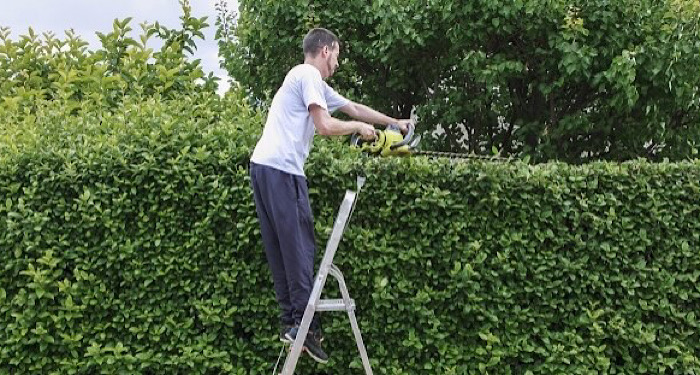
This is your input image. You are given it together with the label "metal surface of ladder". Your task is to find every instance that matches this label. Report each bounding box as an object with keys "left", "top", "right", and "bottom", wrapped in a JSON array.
[{"left": 280, "top": 176, "right": 373, "bottom": 375}]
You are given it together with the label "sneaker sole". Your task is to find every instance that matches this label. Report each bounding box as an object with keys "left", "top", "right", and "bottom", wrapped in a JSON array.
[
  {"left": 305, "top": 348, "right": 329, "bottom": 364},
  {"left": 284, "top": 332, "right": 328, "bottom": 364}
]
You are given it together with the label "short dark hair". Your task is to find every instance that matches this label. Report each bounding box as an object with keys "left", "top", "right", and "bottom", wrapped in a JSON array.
[{"left": 303, "top": 28, "right": 339, "bottom": 57}]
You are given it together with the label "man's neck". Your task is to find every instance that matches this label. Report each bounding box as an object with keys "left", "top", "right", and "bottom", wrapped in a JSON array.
[{"left": 304, "top": 58, "right": 325, "bottom": 79}]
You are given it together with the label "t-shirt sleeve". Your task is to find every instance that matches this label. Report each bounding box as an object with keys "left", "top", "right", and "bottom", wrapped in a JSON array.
[
  {"left": 324, "top": 82, "right": 350, "bottom": 113},
  {"left": 301, "top": 69, "right": 328, "bottom": 111}
]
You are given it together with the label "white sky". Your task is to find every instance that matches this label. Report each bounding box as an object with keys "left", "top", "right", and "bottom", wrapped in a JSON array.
[{"left": 0, "top": 0, "right": 237, "bottom": 95}]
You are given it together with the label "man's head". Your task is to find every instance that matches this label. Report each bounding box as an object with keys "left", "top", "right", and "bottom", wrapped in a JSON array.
[{"left": 303, "top": 28, "right": 340, "bottom": 79}]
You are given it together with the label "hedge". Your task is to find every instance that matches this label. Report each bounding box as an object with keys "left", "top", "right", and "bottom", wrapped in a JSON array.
[{"left": 1, "top": 95, "right": 700, "bottom": 374}]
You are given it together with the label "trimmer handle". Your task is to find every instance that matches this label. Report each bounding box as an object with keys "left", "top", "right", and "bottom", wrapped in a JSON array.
[
  {"left": 349, "top": 129, "right": 379, "bottom": 147},
  {"left": 388, "top": 122, "right": 415, "bottom": 150}
]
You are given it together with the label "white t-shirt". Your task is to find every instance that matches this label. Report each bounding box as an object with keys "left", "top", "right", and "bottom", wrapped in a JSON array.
[{"left": 250, "top": 64, "right": 350, "bottom": 176}]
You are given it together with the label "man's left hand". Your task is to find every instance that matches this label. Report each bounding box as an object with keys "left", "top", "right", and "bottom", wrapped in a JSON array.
[{"left": 395, "top": 119, "right": 413, "bottom": 134}]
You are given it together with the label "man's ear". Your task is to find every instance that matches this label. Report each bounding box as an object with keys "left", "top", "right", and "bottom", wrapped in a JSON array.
[{"left": 322, "top": 45, "right": 329, "bottom": 57}]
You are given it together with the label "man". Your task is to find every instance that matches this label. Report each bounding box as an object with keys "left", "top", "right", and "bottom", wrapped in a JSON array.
[{"left": 249, "top": 28, "right": 411, "bottom": 364}]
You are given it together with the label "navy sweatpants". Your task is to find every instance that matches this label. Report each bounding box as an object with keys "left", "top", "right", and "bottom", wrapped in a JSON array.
[{"left": 249, "top": 162, "right": 318, "bottom": 327}]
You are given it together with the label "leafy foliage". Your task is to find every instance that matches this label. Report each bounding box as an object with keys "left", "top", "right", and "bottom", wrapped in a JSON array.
[
  {"left": 0, "top": 91, "right": 266, "bottom": 374},
  {"left": 0, "top": 0, "right": 217, "bottom": 117},
  {"left": 218, "top": 0, "right": 700, "bottom": 162}
]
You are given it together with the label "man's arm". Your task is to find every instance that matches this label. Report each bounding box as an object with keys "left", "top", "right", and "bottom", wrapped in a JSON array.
[
  {"left": 339, "top": 102, "right": 397, "bottom": 126},
  {"left": 310, "top": 104, "right": 376, "bottom": 139},
  {"left": 339, "top": 101, "right": 412, "bottom": 132}
]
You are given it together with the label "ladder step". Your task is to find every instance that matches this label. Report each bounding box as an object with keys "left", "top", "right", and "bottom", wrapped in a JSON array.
[{"left": 316, "top": 298, "right": 355, "bottom": 312}]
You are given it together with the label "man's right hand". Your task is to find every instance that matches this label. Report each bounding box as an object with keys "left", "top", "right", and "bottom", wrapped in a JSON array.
[{"left": 357, "top": 122, "right": 377, "bottom": 141}]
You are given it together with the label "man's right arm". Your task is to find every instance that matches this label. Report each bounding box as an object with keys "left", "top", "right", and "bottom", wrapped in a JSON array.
[{"left": 309, "top": 104, "right": 376, "bottom": 140}]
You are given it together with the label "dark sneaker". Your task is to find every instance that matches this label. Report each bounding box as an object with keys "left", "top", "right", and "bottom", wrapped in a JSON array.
[
  {"left": 279, "top": 324, "right": 294, "bottom": 344},
  {"left": 286, "top": 326, "right": 329, "bottom": 364}
]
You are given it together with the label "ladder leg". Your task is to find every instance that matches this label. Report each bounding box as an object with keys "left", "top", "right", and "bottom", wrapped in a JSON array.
[
  {"left": 282, "top": 284, "right": 326, "bottom": 375},
  {"left": 280, "top": 301, "right": 316, "bottom": 375},
  {"left": 347, "top": 309, "right": 373, "bottom": 375},
  {"left": 330, "top": 265, "right": 374, "bottom": 375}
]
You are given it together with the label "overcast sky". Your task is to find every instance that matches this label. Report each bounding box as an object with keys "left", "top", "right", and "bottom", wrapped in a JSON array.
[{"left": 0, "top": 0, "right": 237, "bottom": 95}]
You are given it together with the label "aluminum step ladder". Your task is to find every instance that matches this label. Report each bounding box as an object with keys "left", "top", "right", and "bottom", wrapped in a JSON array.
[{"left": 280, "top": 176, "right": 373, "bottom": 375}]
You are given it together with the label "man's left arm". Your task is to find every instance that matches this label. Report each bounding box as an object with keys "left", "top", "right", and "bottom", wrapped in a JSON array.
[{"left": 339, "top": 102, "right": 412, "bottom": 133}]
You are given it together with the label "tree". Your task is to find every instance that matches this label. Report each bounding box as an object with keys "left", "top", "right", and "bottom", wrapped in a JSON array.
[
  {"left": 218, "top": 0, "right": 700, "bottom": 162},
  {"left": 0, "top": 0, "right": 216, "bottom": 115}
]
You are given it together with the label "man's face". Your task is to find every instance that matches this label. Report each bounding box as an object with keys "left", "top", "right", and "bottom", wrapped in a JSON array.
[{"left": 324, "top": 43, "right": 340, "bottom": 78}]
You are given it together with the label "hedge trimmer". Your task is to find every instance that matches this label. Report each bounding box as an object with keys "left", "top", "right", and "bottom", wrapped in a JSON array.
[{"left": 350, "top": 110, "right": 512, "bottom": 162}]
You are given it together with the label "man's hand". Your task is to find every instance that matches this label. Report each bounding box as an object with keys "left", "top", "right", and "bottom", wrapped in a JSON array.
[
  {"left": 395, "top": 119, "right": 413, "bottom": 134},
  {"left": 357, "top": 122, "right": 377, "bottom": 141}
]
